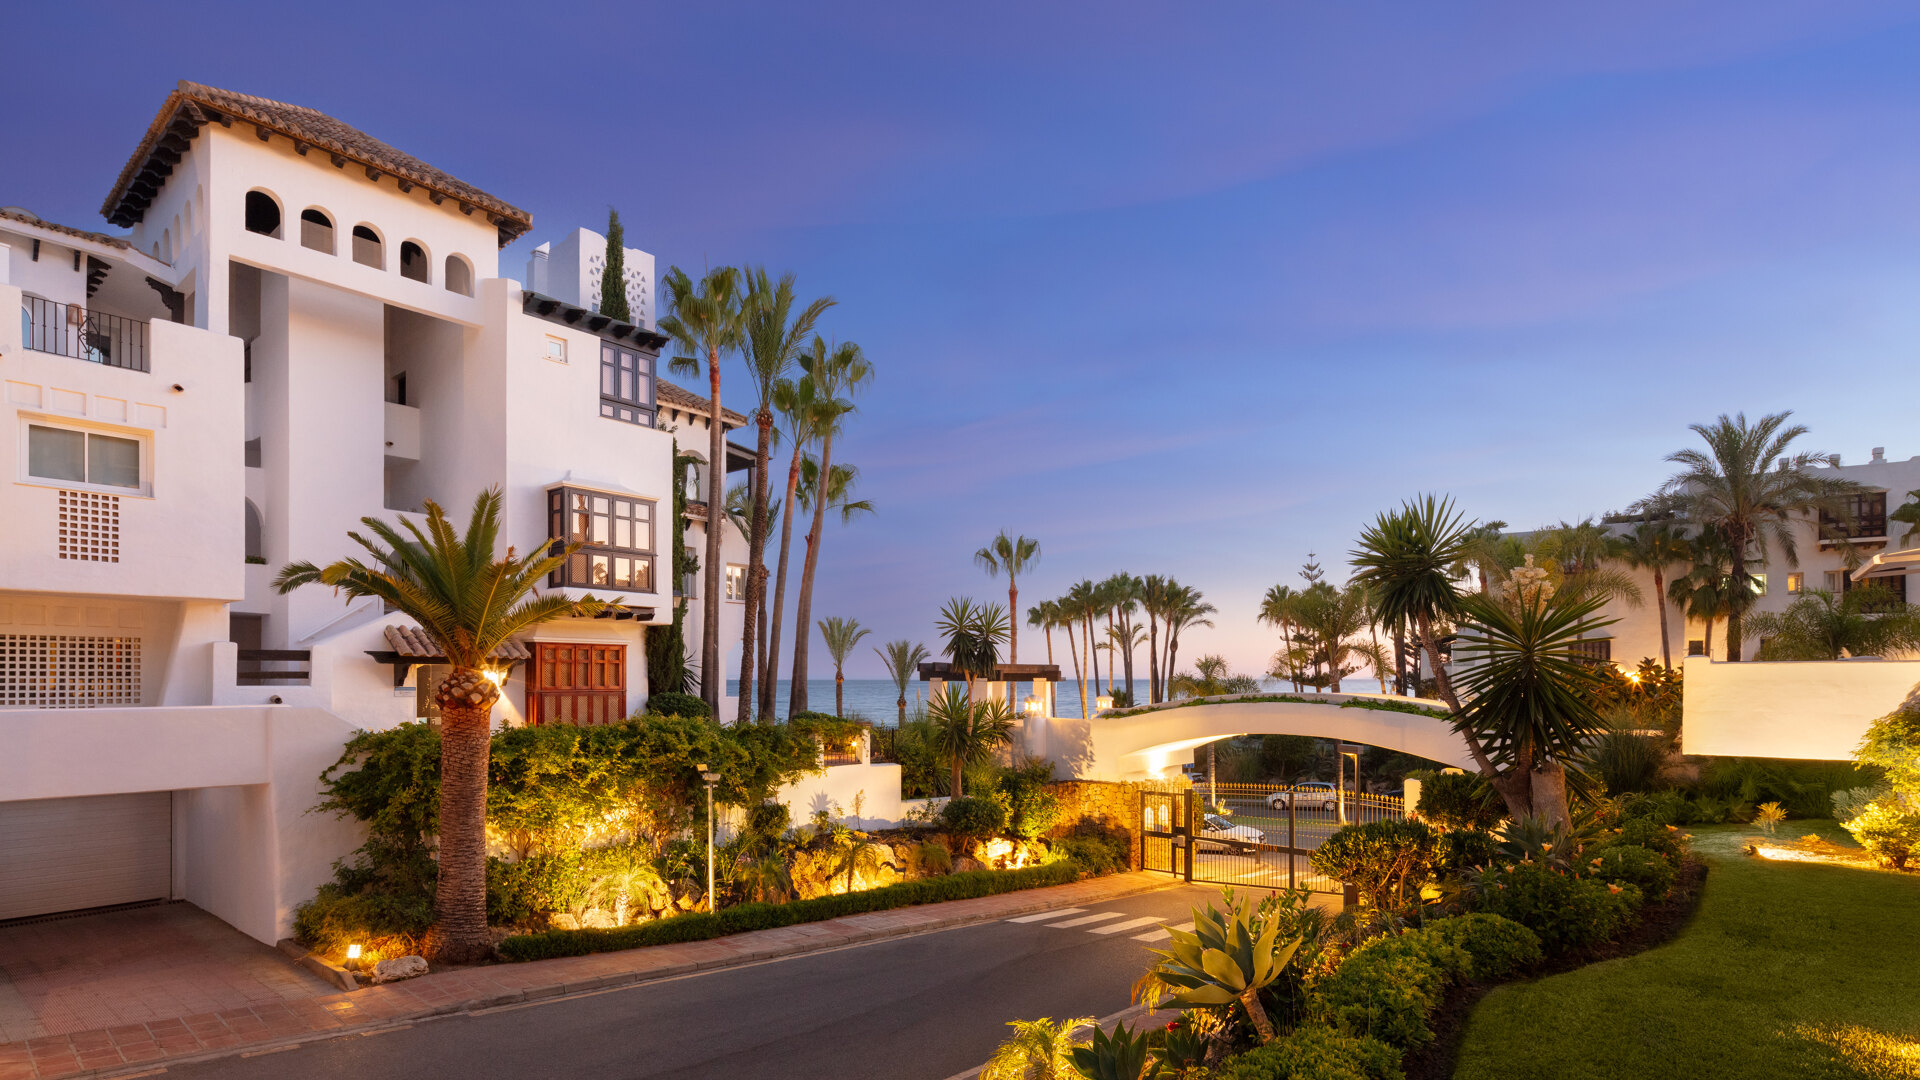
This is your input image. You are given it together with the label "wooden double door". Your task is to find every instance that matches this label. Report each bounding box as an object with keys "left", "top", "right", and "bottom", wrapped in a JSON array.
[{"left": 527, "top": 642, "right": 628, "bottom": 726}]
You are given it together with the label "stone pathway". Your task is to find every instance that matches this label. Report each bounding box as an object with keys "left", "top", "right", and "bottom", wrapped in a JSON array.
[{"left": 0, "top": 873, "right": 1172, "bottom": 1079}]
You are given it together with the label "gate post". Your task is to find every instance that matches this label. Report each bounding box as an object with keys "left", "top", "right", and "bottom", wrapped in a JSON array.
[
  {"left": 1288, "top": 794, "right": 1297, "bottom": 890},
  {"left": 1183, "top": 790, "right": 1195, "bottom": 884}
]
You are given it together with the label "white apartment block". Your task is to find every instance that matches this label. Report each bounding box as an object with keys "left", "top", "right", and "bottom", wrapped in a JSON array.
[
  {"left": 525, "top": 226, "right": 655, "bottom": 328},
  {"left": 0, "top": 81, "right": 752, "bottom": 941}
]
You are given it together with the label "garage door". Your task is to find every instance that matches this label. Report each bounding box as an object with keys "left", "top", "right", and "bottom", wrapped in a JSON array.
[{"left": 0, "top": 793, "right": 172, "bottom": 921}]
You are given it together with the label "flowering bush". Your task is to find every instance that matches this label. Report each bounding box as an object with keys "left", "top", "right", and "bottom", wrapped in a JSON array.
[
  {"left": 1466, "top": 861, "right": 1641, "bottom": 954},
  {"left": 1586, "top": 844, "right": 1676, "bottom": 899}
]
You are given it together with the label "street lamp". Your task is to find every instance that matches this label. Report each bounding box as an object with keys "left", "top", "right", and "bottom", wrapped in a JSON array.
[
  {"left": 695, "top": 763, "right": 720, "bottom": 909},
  {"left": 1022, "top": 693, "right": 1043, "bottom": 718}
]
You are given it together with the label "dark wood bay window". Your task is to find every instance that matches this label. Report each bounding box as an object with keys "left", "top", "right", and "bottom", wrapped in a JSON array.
[
  {"left": 548, "top": 487, "right": 656, "bottom": 592},
  {"left": 527, "top": 642, "right": 626, "bottom": 725},
  {"left": 1568, "top": 638, "right": 1613, "bottom": 665},
  {"left": 1821, "top": 491, "right": 1888, "bottom": 541},
  {"left": 600, "top": 342, "right": 655, "bottom": 426}
]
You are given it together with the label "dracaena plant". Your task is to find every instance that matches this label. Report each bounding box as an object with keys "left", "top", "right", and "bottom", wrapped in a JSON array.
[{"left": 1137, "top": 891, "right": 1303, "bottom": 1043}]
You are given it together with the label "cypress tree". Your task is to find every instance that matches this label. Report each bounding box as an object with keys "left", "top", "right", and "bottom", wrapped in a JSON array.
[{"left": 600, "top": 208, "right": 630, "bottom": 321}]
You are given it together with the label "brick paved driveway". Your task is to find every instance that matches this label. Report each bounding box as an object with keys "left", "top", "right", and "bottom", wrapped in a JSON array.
[{"left": 0, "top": 903, "right": 332, "bottom": 1044}]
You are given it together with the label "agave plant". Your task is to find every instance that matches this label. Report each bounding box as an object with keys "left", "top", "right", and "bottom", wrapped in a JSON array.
[
  {"left": 1138, "top": 892, "right": 1302, "bottom": 1042},
  {"left": 1068, "top": 1023, "right": 1161, "bottom": 1080}
]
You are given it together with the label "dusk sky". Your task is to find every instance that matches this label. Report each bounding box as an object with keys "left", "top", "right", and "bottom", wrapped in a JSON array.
[{"left": 8, "top": 3, "right": 1920, "bottom": 678}]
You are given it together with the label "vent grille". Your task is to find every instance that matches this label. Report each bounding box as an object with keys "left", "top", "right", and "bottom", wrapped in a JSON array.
[
  {"left": 58, "top": 491, "right": 120, "bottom": 562},
  {"left": 0, "top": 634, "right": 142, "bottom": 707}
]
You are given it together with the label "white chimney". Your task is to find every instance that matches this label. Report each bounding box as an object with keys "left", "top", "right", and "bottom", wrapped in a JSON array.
[{"left": 1871, "top": 446, "right": 1886, "bottom": 464}]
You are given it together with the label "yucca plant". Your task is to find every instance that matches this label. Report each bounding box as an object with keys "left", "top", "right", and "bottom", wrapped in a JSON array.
[
  {"left": 274, "top": 488, "right": 610, "bottom": 961},
  {"left": 1068, "top": 1023, "right": 1161, "bottom": 1080},
  {"left": 1754, "top": 801, "right": 1788, "bottom": 836},
  {"left": 981, "top": 1016, "right": 1090, "bottom": 1080},
  {"left": 1138, "top": 892, "right": 1302, "bottom": 1042},
  {"left": 926, "top": 685, "right": 1016, "bottom": 798}
]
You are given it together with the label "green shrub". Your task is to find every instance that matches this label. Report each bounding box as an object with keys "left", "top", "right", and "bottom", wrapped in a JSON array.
[
  {"left": 1314, "top": 948, "right": 1445, "bottom": 1048},
  {"left": 940, "top": 795, "right": 1009, "bottom": 839},
  {"left": 1413, "top": 771, "right": 1502, "bottom": 831},
  {"left": 1212, "top": 1024, "right": 1405, "bottom": 1080},
  {"left": 645, "top": 691, "right": 711, "bottom": 718},
  {"left": 1469, "top": 862, "right": 1641, "bottom": 954},
  {"left": 997, "top": 760, "right": 1062, "bottom": 841},
  {"left": 1421, "top": 914, "right": 1542, "bottom": 981},
  {"left": 1434, "top": 828, "right": 1498, "bottom": 876},
  {"left": 1589, "top": 727, "right": 1669, "bottom": 796},
  {"left": 1840, "top": 798, "right": 1920, "bottom": 869},
  {"left": 1310, "top": 820, "right": 1441, "bottom": 912},
  {"left": 1607, "top": 816, "right": 1687, "bottom": 862},
  {"left": 1052, "top": 826, "right": 1128, "bottom": 876},
  {"left": 745, "top": 801, "right": 791, "bottom": 840},
  {"left": 1587, "top": 844, "right": 1676, "bottom": 899},
  {"left": 498, "top": 861, "right": 1084, "bottom": 961},
  {"left": 292, "top": 836, "right": 436, "bottom": 955}
]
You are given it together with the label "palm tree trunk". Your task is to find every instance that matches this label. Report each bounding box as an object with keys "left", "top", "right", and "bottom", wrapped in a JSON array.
[
  {"left": 896, "top": 692, "right": 906, "bottom": 725},
  {"left": 1655, "top": 567, "right": 1672, "bottom": 669},
  {"left": 1418, "top": 614, "right": 1528, "bottom": 817},
  {"left": 1085, "top": 616, "right": 1099, "bottom": 694},
  {"left": 701, "top": 348, "right": 726, "bottom": 713},
  {"left": 1067, "top": 622, "right": 1087, "bottom": 719},
  {"left": 735, "top": 409, "right": 775, "bottom": 725},
  {"left": 762, "top": 442, "right": 806, "bottom": 720},
  {"left": 1008, "top": 576, "right": 1018, "bottom": 663},
  {"left": 951, "top": 754, "right": 965, "bottom": 800},
  {"left": 1043, "top": 625, "right": 1055, "bottom": 713},
  {"left": 426, "top": 673, "right": 497, "bottom": 963},
  {"left": 1167, "top": 626, "right": 1181, "bottom": 695},
  {"left": 1146, "top": 614, "right": 1159, "bottom": 703},
  {"left": 789, "top": 429, "right": 835, "bottom": 717},
  {"left": 835, "top": 669, "right": 845, "bottom": 718},
  {"left": 1104, "top": 613, "right": 1116, "bottom": 695},
  {"left": 1281, "top": 622, "right": 1298, "bottom": 692},
  {"left": 1727, "top": 537, "right": 1748, "bottom": 661}
]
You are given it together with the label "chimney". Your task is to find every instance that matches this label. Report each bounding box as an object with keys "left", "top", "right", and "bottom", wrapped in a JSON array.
[{"left": 1871, "top": 446, "right": 1886, "bottom": 464}]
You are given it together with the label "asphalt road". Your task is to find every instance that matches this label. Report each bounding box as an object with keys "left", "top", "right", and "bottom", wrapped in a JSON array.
[{"left": 159, "top": 884, "right": 1245, "bottom": 1080}]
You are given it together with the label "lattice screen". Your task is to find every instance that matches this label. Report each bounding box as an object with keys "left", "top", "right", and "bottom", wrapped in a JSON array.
[
  {"left": 0, "top": 634, "right": 143, "bottom": 707},
  {"left": 58, "top": 491, "right": 120, "bottom": 562}
]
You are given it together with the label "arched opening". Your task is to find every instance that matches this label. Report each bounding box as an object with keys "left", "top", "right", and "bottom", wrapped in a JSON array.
[
  {"left": 244, "top": 190, "right": 282, "bottom": 237},
  {"left": 351, "top": 224, "right": 383, "bottom": 269},
  {"left": 244, "top": 499, "right": 264, "bottom": 562},
  {"left": 160, "top": 228, "right": 172, "bottom": 263},
  {"left": 444, "top": 254, "right": 473, "bottom": 296},
  {"left": 300, "top": 209, "right": 335, "bottom": 254},
  {"left": 399, "top": 240, "right": 430, "bottom": 283}
]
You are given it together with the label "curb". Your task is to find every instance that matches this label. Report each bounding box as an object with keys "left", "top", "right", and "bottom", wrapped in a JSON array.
[
  {"left": 275, "top": 940, "right": 358, "bottom": 994},
  {"left": 66, "top": 873, "right": 1178, "bottom": 1079}
]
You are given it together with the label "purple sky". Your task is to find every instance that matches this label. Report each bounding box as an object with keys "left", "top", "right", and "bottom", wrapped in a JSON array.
[{"left": 8, "top": 3, "right": 1920, "bottom": 679}]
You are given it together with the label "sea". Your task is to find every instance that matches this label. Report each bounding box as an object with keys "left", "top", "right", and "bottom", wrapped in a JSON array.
[{"left": 726, "top": 677, "right": 1390, "bottom": 724}]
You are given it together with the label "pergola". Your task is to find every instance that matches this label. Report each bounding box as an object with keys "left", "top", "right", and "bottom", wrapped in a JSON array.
[
  {"left": 1850, "top": 547, "right": 1920, "bottom": 583},
  {"left": 917, "top": 661, "right": 1063, "bottom": 717}
]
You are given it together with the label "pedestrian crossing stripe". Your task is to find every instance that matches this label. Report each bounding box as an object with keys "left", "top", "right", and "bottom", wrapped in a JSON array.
[
  {"left": 1044, "top": 910, "right": 1130, "bottom": 928},
  {"left": 1131, "top": 920, "right": 1194, "bottom": 943},
  {"left": 1006, "top": 908, "right": 1085, "bottom": 923},
  {"left": 1087, "top": 916, "right": 1166, "bottom": 935}
]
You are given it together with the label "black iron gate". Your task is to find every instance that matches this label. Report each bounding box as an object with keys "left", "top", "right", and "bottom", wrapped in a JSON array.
[{"left": 1141, "top": 785, "right": 1402, "bottom": 893}]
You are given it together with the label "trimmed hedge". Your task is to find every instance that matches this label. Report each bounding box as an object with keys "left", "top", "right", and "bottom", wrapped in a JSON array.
[
  {"left": 1421, "top": 914, "right": 1542, "bottom": 982},
  {"left": 498, "top": 860, "right": 1084, "bottom": 962},
  {"left": 1471, "top": 863, "right": 1641, "bottom": 954}
]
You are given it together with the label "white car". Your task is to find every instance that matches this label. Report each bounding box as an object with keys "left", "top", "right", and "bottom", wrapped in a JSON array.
[
  {"left": 1197, "top": 814, "right": 1264, "bottom": 851},
  {"left": 1266, "top": 782, "right": 1339, "bottom": 812}
]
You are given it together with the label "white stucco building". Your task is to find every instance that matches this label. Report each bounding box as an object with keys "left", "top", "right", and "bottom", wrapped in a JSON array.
[{"left": 0, "top": 81, "right": 754, "bottom": 941}]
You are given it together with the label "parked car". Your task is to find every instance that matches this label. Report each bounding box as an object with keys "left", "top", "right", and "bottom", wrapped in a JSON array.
[
  {"left": 1197, "top": 814, "right": 1264, "bottom": 851},
  {"left": 1266, "top": 782, "right": 1339, "bottom": 812}
]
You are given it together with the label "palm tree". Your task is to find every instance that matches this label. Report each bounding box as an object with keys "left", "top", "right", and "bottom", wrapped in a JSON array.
[
  {"left": 660, "top": 265, "right": 747, "bottom": 713},
  {"left": 926, "top": 685, "right": 1015, "bottom": 797},
  {"left": 762, "top": 375, "right": 822, "bottom": 720},
  {"left": 816, "top": 616, "right": 871, "bottom": 717},
  {"left": 1162, "top": 585, "right": 1215, "bottom": 696},
  {"left": 934, "top": 597, "right": 1009, "bottom": 700},
  {"left": 875, "top": 639, "right": 931, "bottom": 724},
  {"left": 1137, "top": 575, "right": 1171, "bottom": 703},
  {"left": 1045, "top": 597, "right": 1088, "bottom": 719},
  {"left": 1620, "top": 519, "right": 1692, "bottom": 668},
  {"left": 789, "top": 338, "right": 872, "bottom": 717},
  {"left": 1651, "top": 411, "right": 1861, "bottom": 661},
  {"left": 1452, "top": 589, "right": 1616, "bottom": 826},
  {"left": 1667, "top": 529, "right": 1750, "bottom": 659},
  {"left": 974, "top": 532, "right": 1041, "bottom": 664},
  {"left": 1288, "top": 583, "right": 1371, "bottom": 691},
  {"left": 981, "top": 1016, "right": 1091, "bottom": 1080},
  {"left": 1534, "top": 518, "right": 1644, "bottom": 609},
  {"left": 1026, "top": 600, "right": 1057, "bottom": 713},
  {"left": 1258, "top": 585, "right": 1303, "bottom": 692},
  {"left": 273, "top": 490, "right": 608, "bottom": 962},
  {"left": 734, "top": 268, "right": 835, "bottom": 724},
  {"left": 1099, "top": 573, "right": 1142, "bottom": 700},
  {"left": 1747, "top": 587, "right": 1920, "bottom": 660},
  {"left": 1170, "top": 655, "right": 1260, "bottom": 698}
]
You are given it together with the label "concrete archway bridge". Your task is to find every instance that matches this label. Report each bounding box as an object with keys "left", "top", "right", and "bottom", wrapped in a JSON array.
[{"left": 1026, "top": 692, "right": 1477, "bottom": 782}]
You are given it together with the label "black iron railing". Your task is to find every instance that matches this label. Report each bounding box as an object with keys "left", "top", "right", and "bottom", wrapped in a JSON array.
[
  {"left": 20, "top": 296, "right": 149, "bottom": 372},
  {"left": 237, "top": 649, "right": 311, "bottom": 686}
]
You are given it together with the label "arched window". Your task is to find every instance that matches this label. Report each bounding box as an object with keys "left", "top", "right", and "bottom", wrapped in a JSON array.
[
  {"left": 351, "top": 224, "right": 383, "bottom": 269},
  {"left": 399, "top": 240, "right": 430, "bottom": 283},
  {"left": 161, "top": 228, "right": 172, "bottom": 263},
  {"left": 300, "top": 209, "right": 335, "bottom": 254},
  {"left": 244, "top": 499, "right": 264, "bottom": 562},
  {"left": 244, "top": 190, "right": 282, "bottom": 237},
  {"left": 444, "top": 254, "right": 473, "bottom": 296}
]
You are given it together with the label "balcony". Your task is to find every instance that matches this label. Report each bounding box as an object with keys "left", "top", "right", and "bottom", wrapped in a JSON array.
[{"left": 20, "top": 296, "right": 149, "bottom": 372}]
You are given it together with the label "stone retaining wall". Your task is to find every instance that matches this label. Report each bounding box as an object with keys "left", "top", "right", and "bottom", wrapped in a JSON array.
[{"left": 1044, "top": 780, "right": 1144, "bottom": 870}]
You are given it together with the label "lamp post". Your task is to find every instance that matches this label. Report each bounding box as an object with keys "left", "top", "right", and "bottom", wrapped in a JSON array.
[{"left": 696, "top": 763, "right": 719, "bottom": 909}]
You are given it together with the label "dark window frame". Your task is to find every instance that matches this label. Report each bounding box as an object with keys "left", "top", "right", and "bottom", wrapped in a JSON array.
[
  {"left": 1821, "top": 491, "right": 1888, "bottom": 540},
  {"left": 1568, "top": 638, "right": 1613, "bottom": 665},
  {"left": 547, "top": 486, "right": 657, "bottom": 594},
  {"left": 599, "top": 342, "right": 656, "bottom": 427}
]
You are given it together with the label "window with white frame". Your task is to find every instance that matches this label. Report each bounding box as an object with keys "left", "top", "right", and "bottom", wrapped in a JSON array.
[
  {"left": 725, "top": 563, "right": 747, "bottom": 602},
  {"left": 545, "top": 336, "right": 568, "bottom": 364},
  {"left": 24, "top": 423, "right": 145, "bottom": 493}
]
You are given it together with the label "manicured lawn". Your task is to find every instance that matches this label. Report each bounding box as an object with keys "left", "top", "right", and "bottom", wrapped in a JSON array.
[{"left": 1453, "top": 823, "right": 1920, "bottom": 1080}]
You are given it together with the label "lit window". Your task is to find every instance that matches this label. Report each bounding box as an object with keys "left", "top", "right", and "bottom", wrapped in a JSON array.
[
  {"left": 725, "top": 564, "right": 746, "bottom": 602},
  {"left": 546, "top": 487, "right": 656, "bottom": 593},
  {"left": 1786, "top": 572, "right": 1804, "bottom": 594},
  {"left": 546, "top": 336, "right": 567, "bottom": 363},
  {"left": 26, "top": 424, "right": 142, "bottom": 490},
  {"left": 1749, "top": 573, "right": 1767, "bottom": 595}
]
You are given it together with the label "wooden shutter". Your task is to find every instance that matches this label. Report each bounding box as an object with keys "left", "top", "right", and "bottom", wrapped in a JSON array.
[{"left": 527, "top": 642, "right": 627, "bottom": 726}]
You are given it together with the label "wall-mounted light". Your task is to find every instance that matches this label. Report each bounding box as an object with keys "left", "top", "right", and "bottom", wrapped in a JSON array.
[
  {"left": 170, "top": 383, "right": 184, "bottom": 393},
  {"left": 483, "top": 668, "right": 506, "bottom": 687},
  {"left": 1095, "top": 693, "right": 1114, "bottom": 713},
  {"left": 1022, "top": 694, "right": 1043, "bottom": 718}
]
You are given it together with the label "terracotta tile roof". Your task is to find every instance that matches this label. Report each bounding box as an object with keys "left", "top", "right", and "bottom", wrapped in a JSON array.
[
  {"left": 103, "top": 80, "right": 532, "bottom": 246},
  {"left": 383, "top": 625, "right": 531, "bottom": 661},
  {"left": 0, "top": 207, "right": 132, "bottom": 250},
  {"left": 657, "top": 379, "right": 749, "bottom": 427}
]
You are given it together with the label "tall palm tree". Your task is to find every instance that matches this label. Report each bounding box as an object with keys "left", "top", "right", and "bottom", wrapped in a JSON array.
[
  {"left": 1162, "top": 585, "right": 1215, "bottom": 695},
  {"left": 1651, "top": 411, "right": 1860, "bottom": 661},
  {"left": 875, "top": 639, "right": 931, "bottom": 724},
  {"left": 762, "top": 375, "right": 822, "bottom": 720},
  {"left": 1258, "top": 584, "right": 1304, "bottom": 692},
  {"left": 1046, "top": 596, "right": 1087, "bottom": 719},
  {"left": 1064, "top": 579, "right": 1100, "bottom": 711},
  {"left": 934, "top": 596, "right": 1009, "bottom": 700},
  {"left": 1668, "top": 530, "right": 1749, "bottom": 660},
  {"left": 975, "top": 532, "right": 1041, "bottom": 663},
  {"left": 925, "top": 685, "right": 1015, "bottom": 797},
  {"left": 1026, "top": 600, "right": 1057, "bottom": 712},
  {"left": 1100, "top": 573, "right": 1142, "bottom": 699},
  {"left": 789, "top": 338, "right": 872, "bottom": 717},
  {"left": 734, "top": 268, "right": 835, "bottom": 724},
  {"left": 1620, "top": 518, "right": 1692, "bottom": 668},
  {"left": 273, "top": 490, "right": 608, "bottom": 962},
  {"left": 1136, "top": 575, "right": 1168, "bottom": 703},
  {"left": 660, "top": 265, "right": 747, "bottom": 713},
  {"left": 1289, "top": 583, "right": 1371, "bottom": 691},
  {"left": 817, "top": 616, "right": 871, "bottom": 717}
]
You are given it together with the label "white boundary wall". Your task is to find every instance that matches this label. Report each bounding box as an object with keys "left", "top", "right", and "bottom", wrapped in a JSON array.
[{"left": 1681, "top": 656, "right": 1918, "bottom": 760}]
